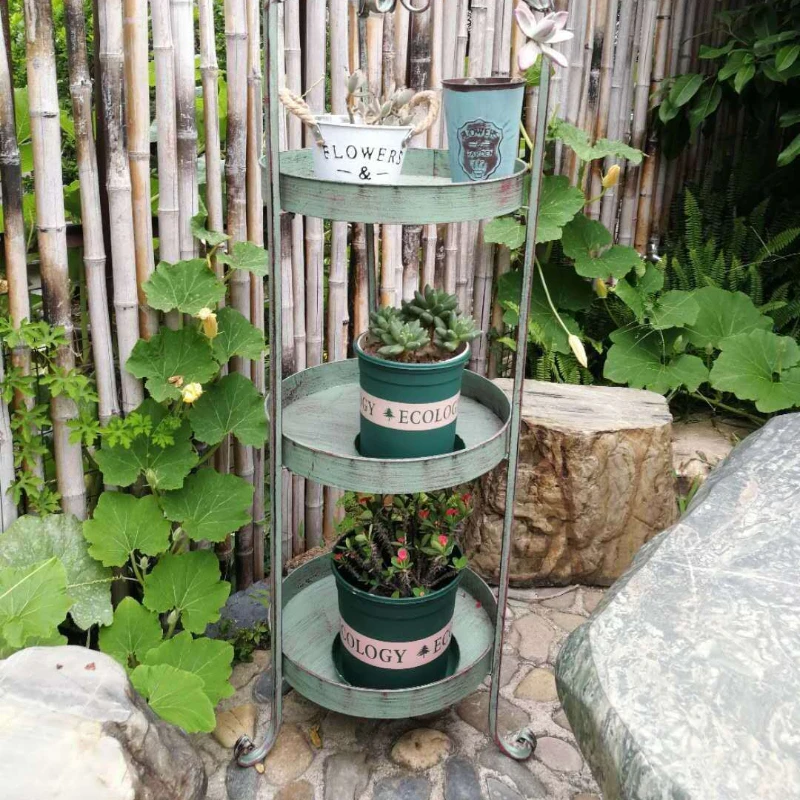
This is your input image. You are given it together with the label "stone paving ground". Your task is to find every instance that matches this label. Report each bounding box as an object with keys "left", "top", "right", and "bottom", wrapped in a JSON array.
[{"left": 197, "top": 585, "right": 604, "bottom": 800}]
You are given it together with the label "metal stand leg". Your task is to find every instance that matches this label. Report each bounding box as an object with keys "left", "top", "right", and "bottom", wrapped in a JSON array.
[
  {"left": 488, "top": 58, "right": 553, "bottom": 762},
  {"left": 236, "top": 0, "right": 284, "bottom": 767},
  {"left": 366, "top": 223, "right": 378, "bottom": 314}
]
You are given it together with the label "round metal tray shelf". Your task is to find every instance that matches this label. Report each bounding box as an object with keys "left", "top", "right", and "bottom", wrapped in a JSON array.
[
  {"left": 282, "top": 555, "right": 496, "bottom": 719},
  {"left": 280, "top": 359, "right": 510, "bottom": 493},
  {"left": 278, "top": 149, "right": 528, "bottom": 224}
]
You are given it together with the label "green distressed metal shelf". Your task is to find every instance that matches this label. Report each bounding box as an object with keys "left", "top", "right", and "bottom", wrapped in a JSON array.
[
  {"left": 280, "top": 359, "right": 510, "bottom": 493},
  {"left": 278, "top": 149, "right": 528, "bottom": 224},
  {"left": 282, "top": 555, "right": 497, "bottom": 718}
]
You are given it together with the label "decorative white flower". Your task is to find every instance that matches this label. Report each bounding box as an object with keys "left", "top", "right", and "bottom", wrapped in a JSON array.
[{"left": 515, "top": 4, "right": 573, "bottom": 70}]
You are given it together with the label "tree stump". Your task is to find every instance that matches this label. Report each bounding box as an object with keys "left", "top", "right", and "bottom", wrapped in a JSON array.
[{"left": 462, "top": 380, "right": 677, "bottom": 587}]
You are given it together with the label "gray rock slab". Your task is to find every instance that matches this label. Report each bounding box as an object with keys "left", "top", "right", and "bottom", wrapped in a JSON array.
[
  {"left": 207, "top": 579, "right": 270, "bottom": 638},
  {"left": 0, "top": 646, "right": 206, "bottom": 800},
  {"left": 478, "top": 747, "right": 547, "bottom": 798},
  {"left": 444, "top": 756, "right": 482, "bottom": 800},
  {"left": 225, "top": 758, "right": 258, "bottom": 800},
  {"left": 324, "top": 751, "right": 370, "bottom": 800},
  {"left": 373, "top": 776, "right": 432, "bottom": 800},
  {"left": 556, "top": 415, "right": 800, "bottom": 800},
  {"left": 486, "top": 777, "right": 524, "bottom": 800}
]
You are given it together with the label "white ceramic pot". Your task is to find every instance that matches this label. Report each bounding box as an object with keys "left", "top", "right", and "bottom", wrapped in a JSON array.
[{"left": 312, "top": 115, "right": 413, "bottom": 185}]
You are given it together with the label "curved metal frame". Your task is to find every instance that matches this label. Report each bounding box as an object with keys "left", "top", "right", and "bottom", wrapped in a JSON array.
[{"left": 237, "top": 0, "right": 555, "bottom": 770}]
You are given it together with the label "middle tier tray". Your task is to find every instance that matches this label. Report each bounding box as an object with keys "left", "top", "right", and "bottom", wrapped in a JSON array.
[
  {"left": 279, "top": 148, "right": 528, "bottom": 224},
  {"left": 281, "top": 359, "right": 510, "bottom": 493}
]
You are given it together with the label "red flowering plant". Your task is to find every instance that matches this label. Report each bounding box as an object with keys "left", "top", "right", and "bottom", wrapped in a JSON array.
[{"left": 333, "top": 490, "right": 472, "bottom": 598}]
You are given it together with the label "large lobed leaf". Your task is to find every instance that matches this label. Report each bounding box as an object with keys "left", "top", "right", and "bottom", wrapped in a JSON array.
[
  {"left": 99, "top": 596, "right": 164, "bottom": 673},
  {"left": 126, "top": 327, "right": 219, "bottom": 403},
  {"left": 212, "top": 307, "right": 266, "bottom": 364},
  {"left": 535, "top": 175, "right": 587, "bottom": 243},
  {"left": 143, "top": 631, "right": 234, "bottom": 706},
  {"left": 549, "top": 118, "right": 644, "bottom": 165},
  {"left": 0, "top": 558, "right": 72, "bottom": 654},
  {"left": 614, "top": 264, "right": 666, "bottom": 321},
  {"left": 604, "top": 328, "right": 709, "bottom": 394},
  {"left": 161, "top": 469, "right": 254, "bottom": 543},
  {"left": 685, "top": 287, "right": 773, "bottom": 350},
  {"left": 131, "top": 664, "right": 216, "bottom": 733},
  {"left": 216, "top": 241, "right": 269, "bottom": 276},
  {"left": 710, "top": 329, "right": 800, "bottom": 413},
  {"left": 144, "top": 259, "right": 226, "bottom": 315},
  {"left": 188, "top": 373, "right": 267, "bottom": 447},
  {"left": 84, "top": 493, "right": 172, "bottom": 568},
  {"left": 94, "top": 400, "right": 199, "bottom": 490},
  {"left": 143, "top": 550, "right": 231, "bottom": 634},
  {"left": 561, "top": 214, "right": 642, "bottom": 279},
  {"left": 0, "top": 514, "right": 112, "bottom": 629}
]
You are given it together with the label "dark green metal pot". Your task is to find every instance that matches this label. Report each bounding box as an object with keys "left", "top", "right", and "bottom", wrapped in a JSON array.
[
  {"left": 332, "top": 551, "right": 463, "bottom": 689},
  {"left": 355, "top": 333, "right": 470, "bottom": 459}
]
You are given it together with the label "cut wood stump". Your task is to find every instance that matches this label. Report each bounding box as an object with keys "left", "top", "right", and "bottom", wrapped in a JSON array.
[{"left": 462, "top": 380, "right": 677, "bottom": 587}]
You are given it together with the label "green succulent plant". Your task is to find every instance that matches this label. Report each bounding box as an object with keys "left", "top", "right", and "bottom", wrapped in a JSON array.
[{"left": 366, "top": 285, "right": 481, "bottom": 363}]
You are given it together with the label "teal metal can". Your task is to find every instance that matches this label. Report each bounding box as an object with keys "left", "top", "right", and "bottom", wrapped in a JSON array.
[
  {"left": 442, "top": 78, "right": 526, "bottom": 183},
  {"left": 355, "top": 333, "right": 470, "bottom": 459},
  {"left": 332, "top": 551, "right": 464, "bottom": 689}
]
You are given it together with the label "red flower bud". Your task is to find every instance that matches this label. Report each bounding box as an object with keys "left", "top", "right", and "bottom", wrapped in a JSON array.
[
  {"left": 333, "top": 553, "right": 342, "bottom": 561},
  {"left": 461, "top": 493, "right": 473, "bottom": 504},
  {"left": 446, "top": 508, "right": 458, "bottom": 516},
  {"left": 397, "top": 547, "right": 409, "bottom": 562},
  {"left": 418, "top": 509, "right": 430, "bottom": 519},
  {"left": 438, "top": 534, "right": 449, "bottom": 547},
  {"left": 397, "top": 535, "right": 406, "bottom": 543}
]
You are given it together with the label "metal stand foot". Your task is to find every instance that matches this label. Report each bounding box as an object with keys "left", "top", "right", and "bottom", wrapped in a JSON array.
[{"left": 496, "top": 728, "right": 537, "bottom": 760}]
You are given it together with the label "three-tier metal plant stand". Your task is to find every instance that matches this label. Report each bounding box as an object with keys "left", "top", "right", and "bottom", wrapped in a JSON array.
[{"left": 236, "top": 0, "right": 554, "bottom": 769}]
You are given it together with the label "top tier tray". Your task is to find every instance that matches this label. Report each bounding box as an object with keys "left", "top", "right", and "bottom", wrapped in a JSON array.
[
  {"left": 280, "top": 359, "right": 510, "bottom": 494},
  {"left": 279, "top": 149, "right": 528, "bottom": 224}
]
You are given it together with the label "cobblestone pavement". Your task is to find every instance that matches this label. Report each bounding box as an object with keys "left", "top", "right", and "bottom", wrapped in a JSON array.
[{"left": 197, "top": 585, "right": 604, "bottom": 800}]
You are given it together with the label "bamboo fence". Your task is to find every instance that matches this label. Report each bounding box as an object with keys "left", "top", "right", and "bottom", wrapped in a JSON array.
[{"left": 0, "top": 0, "right": 748, "bottom": 580}]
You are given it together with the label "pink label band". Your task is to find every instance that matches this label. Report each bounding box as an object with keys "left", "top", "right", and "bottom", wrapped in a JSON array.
[
  {"left": 339, "top": 620, "right": 453, "bottom": 670},
  {"left": 360, "top": 390, "right": 460, "bottom": 432}
]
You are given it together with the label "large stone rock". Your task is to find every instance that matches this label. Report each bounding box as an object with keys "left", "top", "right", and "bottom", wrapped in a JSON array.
[
  {"left": 206, "top": 579, "right": 270, "bottom": 639},
  {"left": 0, "top": 646, "right": 206, "bottom": 800},
  {"left": 463, "top": 380, "right": 676, "bottom": 586},
  {"left": 556, "top": 415, "right": 800, "bottom": 799}
]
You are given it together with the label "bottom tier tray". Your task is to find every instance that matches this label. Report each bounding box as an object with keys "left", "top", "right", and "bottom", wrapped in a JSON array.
[{"left": 282, "top": 555, "right": 497, "bottom": 719}]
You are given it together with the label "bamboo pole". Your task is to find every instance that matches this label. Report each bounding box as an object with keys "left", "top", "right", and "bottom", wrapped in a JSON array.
[
  {"left": 600, "top": 0, "right": 638, "bottom": 233},
  {"left": 151, "top": 0, "right": 180, "bottom": 275},
  {"left": 487, "top": 245, "right": 511, "bottom": 378},
  {"left": 246, "top": 0, "right": 265, "bottom": 580},
  {"left": 380, "top": 12, "right": 399, "bottom": 309},
  {"left": 304, "top": 0, "right": 326, "bottom": 550},
  {"left": 568, "top": 0, "right": 597, "bottom": 184},
  {"left": 224, "top": 0, "right": 255, "bottom": 586},
  {"left": 97, "top": 0, "right": 143, "bottom": 414},
  {"left": 440, "top": 0, "right": 459, "bottom": 147},
  {"left": 64, "top": 0, "right": 120, "bottom": 428},
  {"left": 0, "top": 16, "right": 35, "bottom": 465},
  {"left": 171, "top": 0, "right": 198, "bottom": 263},
  {"left": 124, "top": 0, "right": 158, "bottom": 338},
  {"left": 0, "top": 346, "right": 16, "bottom": 530},
  {"left": 618, "top": 0, "right": 657, "bottom": 247},
  {"left": 562, "top": 0, "right": 590, "bottom": 173},
  {"left": 23, "top": 0, "right": 87, "bottom": 518}
]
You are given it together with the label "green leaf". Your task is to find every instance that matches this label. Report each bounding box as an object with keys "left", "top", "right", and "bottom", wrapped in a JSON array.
[
  {"left": 778, "top": 132, "right": 800, "bottom": 167},
  {"left": 0, "top": 558, "right": 72, "bottom": 653},
  {"left": 779, "top": 109, "right": 800, "bottom": 128},
  {"left": 648, "top": 290, "right": 700, "bottom": 330},
  {"left": 131, "top": 664, "right": 216, "bottom": 733},
  {"left": 99, "top": 597, "right": 164, "bottom": 672},
  {"left": 188, "top": 373, "right": 267, "bottom": 447},
  {"left": 734, "top": 64, "right": 756, "bottom": 93},
  {"left": 548, "top": 119, "right": 644, "bottom": 164},
  {"left": 614, "top": 264, "right": 665, "bottom": 320},
  {"left": 669, "top": 74, "right": 704, "bottom": 107},
  {"left": 190, "top": 210, "right": 229, "bottom": 248},
  {"left": 216, "top": 241, "right": 268, "bottom": 276},
  {"left": 126, "top": 327, "right": 219, "bottom": 402},
  {"left": 776, "top": 44, "right": 800, "bottom": 71},
  {"left": 84, "top": 493, "right": 172, "bottom": 568},
  {"left": 161, "top": 469, "right": 254, "bottom": 543},
  {"left": 688, "top": 83, "right": 722, "bottom": 131},
  {"left": 143, "top": 631, "right": 235, "bottom": 705},
  {"left": 604, "top": 328, "right": 709, "bottom": 394},
  {"left": 143, "top": 550, "right": 231, "bottom": 634},
  {"left": 536, "top": 175, "right": 587, "bottom": 243},
  {"left": 211, "top": 307, "right": 266, "bottom": 364},
  {"left": 718, "top": 51, "right": 748, "bottom": 81},
  {"left": 94, "top": 400, "right": 199, "bottom": 490},
  {"left": 144, "top": 259, "right": 226, "bottom": 315},
  {"left": 14, "top": 88, "right": 31, "bottom": 144},
  {"left": 483, "top": 217, "right": 527, "bottom": 251},
  {"left": 562, "top": 214, "right": 642, "bottom": 279},
  {"left": 684, "top": 287, "right": 773, "bottom": 350},
  {"left": 0, "top": 514, "right": 112, "bottom": 629},
  {"left": 659, "top": 98, "right": 681, "bottom": 124},
  {"left": 710, "top": 329, "right": 800, "bottom": 413},
  {"left": 699, "top": 42, "right": 734, "bottom": 59}
]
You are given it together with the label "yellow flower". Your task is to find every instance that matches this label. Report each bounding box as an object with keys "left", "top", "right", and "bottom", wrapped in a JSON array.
[
  {"left": 593, "top": 277, "right": 608, "bottom": 298},
  {"left": 601, "top": 164, "right": 621, "bottom": 190},
  {"left": 181, "top": 382, "right": 204, "bottom": 404},
  {"left": 568, "top": 334, "right": 588, "bottom": 368},
  {"left": 195, "top": 307, "right": 218, "bottom": 339}
]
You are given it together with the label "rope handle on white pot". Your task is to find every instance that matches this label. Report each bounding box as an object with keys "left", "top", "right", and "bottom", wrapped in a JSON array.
[
  {"left": 278, "top": 88, "right": 326, "bottom": 145},
  {"left": 280, "top": 86, "right": 440, "bottom": 144}
]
